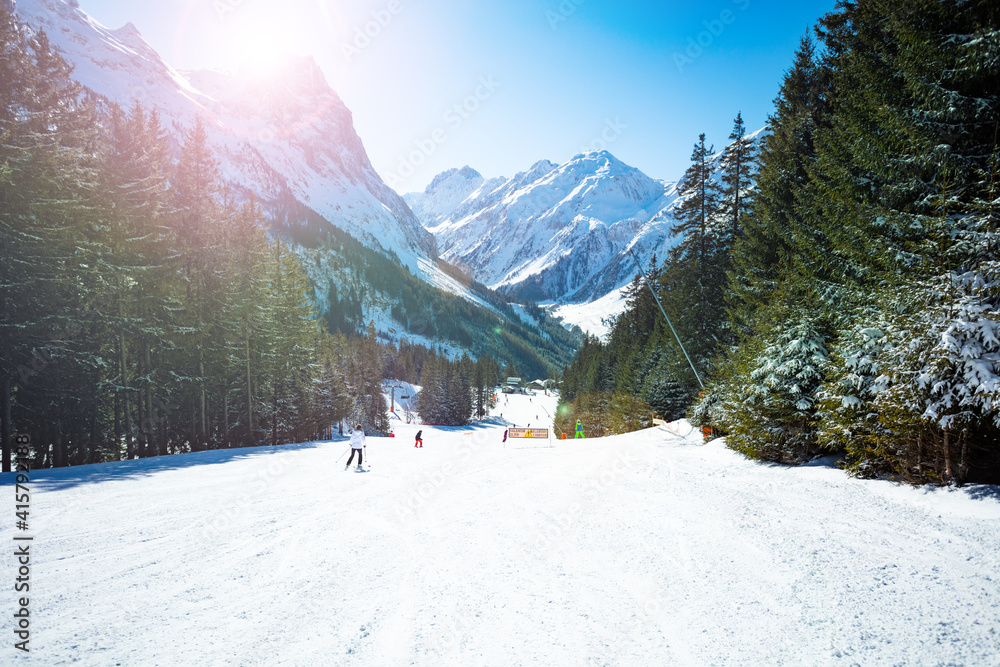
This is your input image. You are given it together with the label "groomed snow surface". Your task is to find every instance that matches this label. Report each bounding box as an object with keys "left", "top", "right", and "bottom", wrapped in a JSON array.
[{"left": 5, "top": 392, "right": 1000, "bottom": 665}]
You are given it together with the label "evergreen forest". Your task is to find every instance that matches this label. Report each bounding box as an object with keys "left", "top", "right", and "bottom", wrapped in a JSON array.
[{"left": 560, "top": 0, "right": 1000, "bottom": 485}]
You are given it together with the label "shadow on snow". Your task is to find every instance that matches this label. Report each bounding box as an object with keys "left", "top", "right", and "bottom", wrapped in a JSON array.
[{"left": 2, "top": 438, "right": 338, "bottom": 492}]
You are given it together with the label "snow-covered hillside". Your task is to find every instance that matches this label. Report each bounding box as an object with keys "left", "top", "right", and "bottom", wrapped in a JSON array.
[
  {"left": 8, "top": 391, "right": 999, "bottom": 664},
  {"left": 547, "top": 287, "right": 628, "bottom": 339},
  {"left": 12, "top": 0, "right": 434, "bottom": 267}
]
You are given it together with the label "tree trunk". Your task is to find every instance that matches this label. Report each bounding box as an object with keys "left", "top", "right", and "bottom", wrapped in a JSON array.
[
  {"left": 136, "top": 349, "right": 147, "bottom": 458},
  {"left": 943, "top": 428, "right": 953, "bottom": 482},
  {"left": 272, "top": 384, "right": 278, "bottom": 448},
  {"left": 959, "top": 430, "right": 969, "bottom": 486},
  {"left": 72, "top": 422, "right": 85, "bottom": 466},
  {"left": 113, "top": 389, "right": 121, "bottom": 460},
  {"left": 198, "top": 354, "right": 207, "bottom": 449},
  {"left": 41, "top": 420, "right": 50, "bottom": 469},
  {"left": 89, "top": 406, "right": 98, "bottom": 464},
  {"left": 223, "top": 390, "right": 230, "bottom": 449},
  {"left": 154, "top": 351, "right": 168, "bottom": 457},
  {"left": 916, "top": 432, "right": 923, "bottom": 477},
  {"left": 246, "top": 336, "right": 253, "bottom": 447},
  {"left": 53, "top": 417, "right": 64, "bottom": 468},
  {"left": 191, "top": 402, "right": 198, "bottom": 452},
  {"left": 147, "top": 393, "right": 158, "bottom": 457},
  {"left": 159, "top": 414, "right": 168, "bottom": 456},
  {"left": 120, "top": 331, "right": 133, "bottom": 458},
  {"left": 733, "top": 158, "right": 741, "bottom": 238},
  {"left": 143, "top": 343, "right": 155, "bottom": 457}
]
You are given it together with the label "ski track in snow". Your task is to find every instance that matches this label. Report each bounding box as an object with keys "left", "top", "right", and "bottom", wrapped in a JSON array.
[{"left": 4, "top": 392, "right": 1000, "bottom": 665}]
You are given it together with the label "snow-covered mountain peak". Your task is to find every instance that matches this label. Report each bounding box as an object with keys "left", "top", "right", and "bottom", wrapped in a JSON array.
[
  {"left": 529, "top": 150, "right": 665, "bottom": 211},
  {"left": 13, "top": 0, "right": 435, "bottom": 263},
  {"left": 567, "top": 149, "right": 623, "bottom": 167},
  {"left": 111, "top": 21, "right": 141, "bottom": 41},
  {"left": 427, "top": 165, "right": 483, "bottom": 192},
  {"left": 403, "top": 165, "right": 491, "bottom": 230},
  {"left": 104, "top": 20, "right": 165, "bottom": 66},
  {"left": 518, "top": 159, "right": 559, "bottom": 184},
  {"left": 407, "top": 151, "right": 680, "bottom": 305}
]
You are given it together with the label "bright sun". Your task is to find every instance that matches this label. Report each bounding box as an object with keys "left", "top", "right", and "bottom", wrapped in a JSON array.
[{"left": 223, "top": 20, "right": 293, "bottom": 77}]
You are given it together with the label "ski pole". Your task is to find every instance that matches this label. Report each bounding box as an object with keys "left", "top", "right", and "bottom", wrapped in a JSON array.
[{"left": 336, "top": 447, "right": 350, "bottom": 463}]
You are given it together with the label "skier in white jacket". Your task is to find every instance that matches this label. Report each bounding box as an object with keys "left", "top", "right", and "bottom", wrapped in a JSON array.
[{"left": 346, "top": 424, "right": 365, "bottom": 470}]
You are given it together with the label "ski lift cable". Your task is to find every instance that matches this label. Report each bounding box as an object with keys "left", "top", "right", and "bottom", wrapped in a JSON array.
[{"left": 627, "top": 248, "right": 705, "bottom": 389}]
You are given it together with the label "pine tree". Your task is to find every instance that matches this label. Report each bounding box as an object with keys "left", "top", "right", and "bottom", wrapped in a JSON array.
[
  {"left": 0, "top": 19, "right": 101, "bottom": 469},
  {"left": 473, "top": 354, "right": 499, "bottom": 419},
  {"left": 416, "top": 355, "right": 444, "bottom": 424},
  {"left": 605, "top": 254, "right": 660, "bottom": 395},
  {"left": 168, "top": 118, "right": 224, "bottom": 450},
  {"left": 640, "top": 373, "right": 690, "bottom": 422},
  {"left": 101, "top": 102, "right": 175, "bottom": 459},
  {"left": 806, "top": 0, "right": 1000, "bottom": 482},
  {"left": 350, "top": 321, "right": 389, "bottom": 434},
  {"left": 671, "top": 134, "right": 722, "bottom": 271},
  {"left": 719, "top": 111, "right": 758, "bottom": 243},
  {"left": 313, "top": 334, "right": 352, "bottom": 439},
  {"left": 0, "top": 7, "right": 32, "bottom": 470},
  {"left": 728, "top": 36, "right": 827, "bottom": 330},
  {"left": 453, "top": 354, "right": 475, "bottom": 424},
  {"left": 712, "top": 295, "right": 830, "bottom": 463}
]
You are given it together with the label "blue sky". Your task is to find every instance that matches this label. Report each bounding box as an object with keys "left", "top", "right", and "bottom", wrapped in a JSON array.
[{"left": 80, "top": 0, "right": 837, "bottom": 193}]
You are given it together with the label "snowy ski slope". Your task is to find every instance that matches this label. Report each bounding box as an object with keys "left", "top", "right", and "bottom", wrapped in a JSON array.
[{"left": 3, "top": 392, "right": 999, "bottom": 665}]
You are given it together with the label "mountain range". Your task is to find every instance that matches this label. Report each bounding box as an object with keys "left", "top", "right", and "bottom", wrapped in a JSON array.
[
  {"left": 405, "top": 132, "right": 762, "bottom": 329},
  {"left": 11, "top": 0, "right": 757, "bottom": 351},
  {"left": 405, "top": 153, "right": 678, "bottom": 305}
]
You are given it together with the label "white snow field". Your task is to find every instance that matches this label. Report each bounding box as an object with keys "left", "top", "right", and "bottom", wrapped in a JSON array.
[{"left": 5, "top": 392, "right": 1000, "bottom": 665}]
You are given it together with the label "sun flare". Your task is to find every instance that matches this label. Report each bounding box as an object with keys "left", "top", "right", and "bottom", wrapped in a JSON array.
[{"left": 223, "top": 20, "right": 293, "bottom": 78}]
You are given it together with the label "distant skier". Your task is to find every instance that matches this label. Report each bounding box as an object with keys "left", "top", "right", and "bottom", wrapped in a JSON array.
[
  {"left": 575, "top": 419, "right": 585, "bottom": 439},
  {"left": 414, "top": 429, "right": 423, "bottom": 448},
  {"left": 345, "top": 424, "right": 365, "bottom": 470}
]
